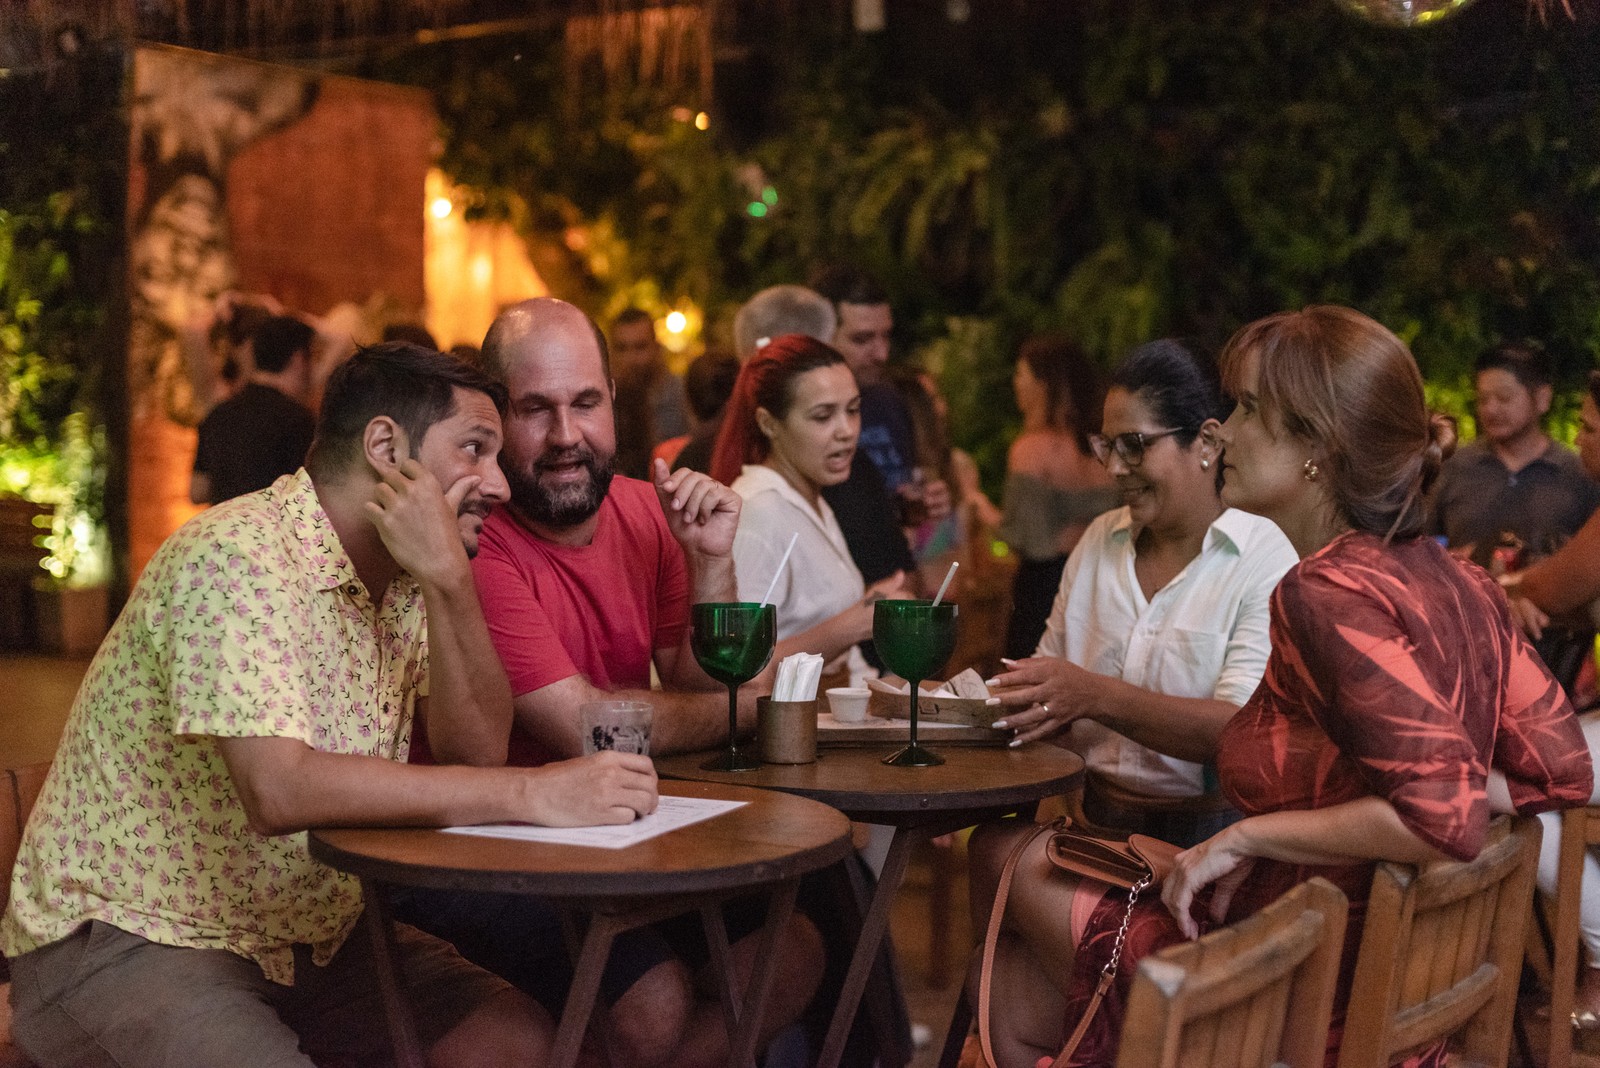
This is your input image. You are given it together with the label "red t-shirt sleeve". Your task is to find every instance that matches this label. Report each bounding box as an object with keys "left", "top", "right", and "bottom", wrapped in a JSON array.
[
  {"left": 472, "top": 535, "right": 580, "bottom": 697},
  {"left": 650, "top": 500, "right": 690, "bottom": 653}
]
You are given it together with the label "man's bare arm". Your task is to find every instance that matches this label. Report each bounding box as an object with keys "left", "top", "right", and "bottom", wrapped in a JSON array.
[
  {"left": 513, "top": 673, "right": 764, "bottom": 760},
  {"left": 217, "top": 735, "right": 657, "bottom": 834}
]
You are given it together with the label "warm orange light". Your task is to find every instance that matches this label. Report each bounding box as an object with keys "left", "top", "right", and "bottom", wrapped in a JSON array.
[{"left": 430, "top": 197, "right": 453, "bottom": 219}]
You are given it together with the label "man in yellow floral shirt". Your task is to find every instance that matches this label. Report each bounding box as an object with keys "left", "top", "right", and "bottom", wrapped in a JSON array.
[{"left": 2, "top": 344, "right": 662, "bottom": 1067}]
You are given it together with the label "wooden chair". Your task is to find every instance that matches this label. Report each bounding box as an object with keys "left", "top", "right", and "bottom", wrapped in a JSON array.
[
  {"left": 1115, "top": 877, "right": 1348, "bottom": 1068},
  {"left": 1544, "top": 805, "right": 1600, "bottom": 1068},
  {"left": 2, "top": 763, "right": 50, "bottom": 1068},
  {"left": 1335, "top": 815, "right": 1541, "bottom": 1068}
]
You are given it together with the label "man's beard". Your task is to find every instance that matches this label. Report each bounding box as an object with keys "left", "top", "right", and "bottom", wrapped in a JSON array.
[{"left": 507, "top": 446, "right": 615, "bottom": 528}]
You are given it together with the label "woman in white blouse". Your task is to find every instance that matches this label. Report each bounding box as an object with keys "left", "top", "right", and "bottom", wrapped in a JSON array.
[
  {"left": 986, "top": 338, "right": 1298, "bottom": 846},
  {"left": 710, "top": 334, "right": 908, "bottom": 673}
]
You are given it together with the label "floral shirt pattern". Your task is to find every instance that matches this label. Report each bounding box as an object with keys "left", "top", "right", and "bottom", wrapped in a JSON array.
[{"left": 1, "top": 470, "right": 428, "bottom": 985}]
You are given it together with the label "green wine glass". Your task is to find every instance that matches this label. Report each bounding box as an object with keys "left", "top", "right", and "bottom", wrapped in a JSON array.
[
  {"left": 690, "top": 602, "right": 776, "bottom": 771},
  {"left": 873, "top": 599, "right": 959, "bottom": 767}
]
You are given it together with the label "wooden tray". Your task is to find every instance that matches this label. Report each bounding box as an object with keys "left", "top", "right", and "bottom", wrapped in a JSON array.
[{"left": 817, "top": 712, "right": 1007, "bottom": 747}]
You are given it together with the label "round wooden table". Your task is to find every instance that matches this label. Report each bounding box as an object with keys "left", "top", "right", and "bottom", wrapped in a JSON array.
[
  {"left": 656, "top": 743, "right": 1084, "bottom": 1068},
  {"left": 311, "top": 780, "right": 853, "bottom": 1068}
]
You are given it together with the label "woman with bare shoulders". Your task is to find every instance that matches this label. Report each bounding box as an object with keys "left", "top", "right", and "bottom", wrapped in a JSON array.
[{"left": 1001, "top": 336, "right": 1118, "bottom": 659}]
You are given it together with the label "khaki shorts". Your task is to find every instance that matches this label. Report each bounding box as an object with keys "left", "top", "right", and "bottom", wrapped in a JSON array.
[{"left": 8, "top": 918, "right": 517, "bottom": 1067}]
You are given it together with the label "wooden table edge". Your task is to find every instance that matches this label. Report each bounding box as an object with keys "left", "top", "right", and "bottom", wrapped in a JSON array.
[{"left": 309, "top": 784, "right": 855, "bottom": 899}]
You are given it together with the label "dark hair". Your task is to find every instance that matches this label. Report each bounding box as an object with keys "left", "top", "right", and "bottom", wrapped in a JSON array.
[
  {"left": 887, "top": 365, "right": 955, "bottom": 493},
  {"left": 307, "top": 342, "right": 508, "bottom": 478},
  {"left": 1110, "top": 338, "right": 1226, "bottom": 448},
  {"left": 1220, "top": 306, "right": 1455, "bottom": 541},
  {"left": 810, "top": 264, "right": 889, "bottom": 310},
  {"left": 1018, "top": 334, "right": 1103, "bottom": 453},
  {"left": 1475, "top": 341, "right": 1552, "bottom": 392},
  {"left": 251, "top": 316, "right": 314, "bottom": 374},
  {"left": 611, "top": 307, "right": 655, "bottom": 332},
  {"left": 219, "top": 301, "right": 276, "bottom": 349},
  {"left": 381, "top": 322, "right": 439, "bottom": 350},
  {"left": 710, "top": 335, "right": 849, "bottom": 485},
  {"left": 685, "top": 351, "right": 741, "bottom": 422}
]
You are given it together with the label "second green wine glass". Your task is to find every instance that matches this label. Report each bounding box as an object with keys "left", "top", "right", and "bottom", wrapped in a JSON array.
[{"left": 872, "top": 599, "right": 959, "bottom": 767}]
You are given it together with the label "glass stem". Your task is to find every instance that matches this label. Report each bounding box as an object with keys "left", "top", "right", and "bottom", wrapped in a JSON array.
[
  {"left": 727, "top": 684, "right": 740, "bottom": 753},
  {"left": 908, "top": 682, "right": 920, "bottom": 750}
]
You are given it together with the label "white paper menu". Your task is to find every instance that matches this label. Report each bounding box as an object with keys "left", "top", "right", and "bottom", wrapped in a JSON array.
[{"left": 442, "top": 795, "right": 746, "bottom": 850}]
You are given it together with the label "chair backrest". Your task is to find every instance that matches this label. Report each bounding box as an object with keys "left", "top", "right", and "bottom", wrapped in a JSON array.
[
  {"left": 0, "top": 763, "right": 50, "bottom": 919},
  {"left": 1335, "top": 815, "right": 1541, "bottom": 1068},
  {"left": 1114, "top": 877, "right": 1348, "bottom": 1068}
]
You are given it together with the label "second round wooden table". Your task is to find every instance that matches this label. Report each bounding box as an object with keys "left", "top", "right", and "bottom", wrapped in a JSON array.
[{"left": 656, "top": 743, "right": 1085, "bottom": 1068}]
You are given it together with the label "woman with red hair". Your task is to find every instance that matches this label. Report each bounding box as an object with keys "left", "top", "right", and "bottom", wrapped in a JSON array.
[{"left": 712, "top": 334, "right": 908, "bottom": 673}]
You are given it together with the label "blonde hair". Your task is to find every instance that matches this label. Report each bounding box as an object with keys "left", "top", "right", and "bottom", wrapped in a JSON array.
[{"left": 1219, "top": 306, "right": 1454, "bottom": 541}]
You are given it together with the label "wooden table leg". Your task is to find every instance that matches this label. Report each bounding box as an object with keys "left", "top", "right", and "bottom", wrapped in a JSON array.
[
  {"left": 1549, "top": 808, "right": 1588, "bottom": 1068},
  {"left": 559, "top": 911, "right": 620, "bottom": 1068},
  {"left": 700, "top": 903, "right": 744, "bottom": 1043},
  {"left": 728, "top": 879, "right": 800, "bottom": 1068},
  {"left": 551, "top": 913, "right": 623, "bottom": 1068},
  {"left": 818, "top": 825, "right": 924, "bottom": 1068},
  {"left": 840, "top": 849, "right": 912, "bottom": 1068},
  {"left": 359, "top": 878, "right": 425, "bottom": 1068}
]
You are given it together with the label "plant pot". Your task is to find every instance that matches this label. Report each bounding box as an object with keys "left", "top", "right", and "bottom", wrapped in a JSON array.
[{"left": 31, "top": 579, "right": 109, "bottom": 657}]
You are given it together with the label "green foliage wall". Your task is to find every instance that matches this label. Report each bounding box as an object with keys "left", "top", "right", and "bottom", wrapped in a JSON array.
[
  {"left": 377, "top": 0, "right": 1600, "bottom": 485},
  {"left": 0, "top": 54, "right": 126, "bottom": 584}
]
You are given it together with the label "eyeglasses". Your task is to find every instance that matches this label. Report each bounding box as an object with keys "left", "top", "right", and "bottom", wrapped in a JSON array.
[{"left": 1088, "top": 428, "right": 1187, "bottom": 467}]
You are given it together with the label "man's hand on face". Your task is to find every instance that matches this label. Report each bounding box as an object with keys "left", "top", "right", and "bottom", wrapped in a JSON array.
[
  {"left": 652, "top": 458, "right": 741, "bottom": 559},
  {"left": 366, "top": 426, "right": 479, "bottom": 586}
]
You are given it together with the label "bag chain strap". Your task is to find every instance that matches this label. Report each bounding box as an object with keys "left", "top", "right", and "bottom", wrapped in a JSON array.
[
  {"left": 979, "top": 823, "right": 1156, "bottom": 1068},
  {"left": 1102, "top": 871, "right": 1151, "bottom": 984}
]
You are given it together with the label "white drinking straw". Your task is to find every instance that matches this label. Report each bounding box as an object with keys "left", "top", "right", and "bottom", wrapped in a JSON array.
[
  {"left": 760, "top": 532, "right": 800, "bottom": 607},
  {"left": 931, "top": 561, "right": 959, "bottom": 607}
]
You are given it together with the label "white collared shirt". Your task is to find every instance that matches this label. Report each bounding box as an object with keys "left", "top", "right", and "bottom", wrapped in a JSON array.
[
  {"left": 1037, "top": 506, "right": 1296, "bottom": 797},
  {"left": 731, "top": 464, "right": 868, "bottom": 674}
]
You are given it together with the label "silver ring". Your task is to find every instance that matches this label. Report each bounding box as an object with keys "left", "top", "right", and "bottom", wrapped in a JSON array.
[{"left": 1041, "top": 702, "right": 1050, "bottom": 713}]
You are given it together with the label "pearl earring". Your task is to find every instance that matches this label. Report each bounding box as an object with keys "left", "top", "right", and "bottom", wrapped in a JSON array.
[
  {"left": 1302, "top": 459, "right": 1320, "bottom": 482},
  {"left": 1200, "top": 459, "right": 1211, "bottom": 471}
]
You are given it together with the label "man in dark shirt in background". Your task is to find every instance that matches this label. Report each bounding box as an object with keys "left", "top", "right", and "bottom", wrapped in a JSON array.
[
  {"left": 809, "top": 266, "right": 950, "bottom": 586},
  {"left": 190, "top": 315, "right": 317, "bottom": 504}
]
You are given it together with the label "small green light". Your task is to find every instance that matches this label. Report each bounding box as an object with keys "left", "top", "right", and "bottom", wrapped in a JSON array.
[
  {"left": 747, "top": 202, "right": 768, "bottom": 218},
  {"left": 761, "top": 186, "right": 778, "bottom": 206}
]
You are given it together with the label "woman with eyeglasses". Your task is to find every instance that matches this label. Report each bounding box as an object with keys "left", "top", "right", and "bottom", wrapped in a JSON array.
[{"left": 986, "top": 338, "right": 1298, "bottom": 847}]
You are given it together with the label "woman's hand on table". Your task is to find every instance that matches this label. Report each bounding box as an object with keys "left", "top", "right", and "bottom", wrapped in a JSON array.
[
  {"left": 1161, "top": 823, "right": 1257, "bottom": 940},
  {"left": 985, "top": 656, "right": 1104, "bottom": 745}
]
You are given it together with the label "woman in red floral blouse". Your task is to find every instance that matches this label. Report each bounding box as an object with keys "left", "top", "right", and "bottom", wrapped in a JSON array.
[{"left": 972, "top": 307, "right": 1592, "bottom": 1068}]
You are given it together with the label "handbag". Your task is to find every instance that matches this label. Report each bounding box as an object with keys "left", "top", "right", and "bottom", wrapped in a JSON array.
[{"left": 977, "top": 817, "right": 1181, "bottom": 1068}]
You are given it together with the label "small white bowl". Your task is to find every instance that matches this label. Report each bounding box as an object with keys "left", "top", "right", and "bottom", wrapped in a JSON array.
[{"left": 826, "top": 686, "right": 872, "bottom": 723}]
